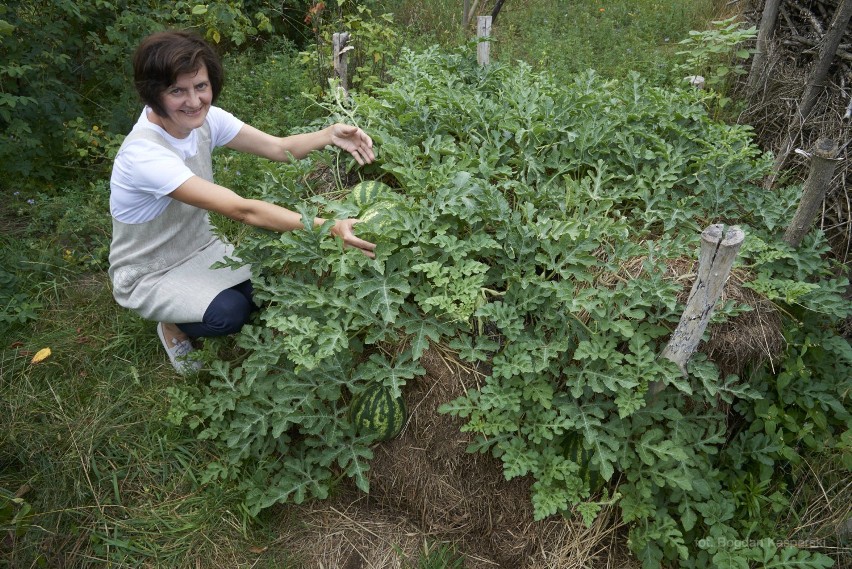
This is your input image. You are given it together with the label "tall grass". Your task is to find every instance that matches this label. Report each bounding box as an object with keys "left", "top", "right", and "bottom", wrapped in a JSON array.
[
  {"left": 386, "top": 0, "right": 725, "bottom": 82},
  {"left": 0, "top": 274, "right": 284, "bottom": 567}
]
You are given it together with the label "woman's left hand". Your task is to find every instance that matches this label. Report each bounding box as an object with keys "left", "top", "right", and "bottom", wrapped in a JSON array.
[
  {"left": 329, "top": 124, "right": 375, "bottom": 166},
  {"left": 332, "top": 218, "right": 377, "bottom": 258}
]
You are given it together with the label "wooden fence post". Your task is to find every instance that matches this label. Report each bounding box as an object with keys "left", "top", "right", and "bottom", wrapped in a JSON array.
[
  {"left": 332, "top": 32, "right": 351, "bottom": 96},
  {"left": 477, "top": 15, "right": 492, "bottom": 66},
  {"left": 650, "top": 225, "right": 745, "bottom": 395},
  {"left": 746, "top": 0, "right": 781, "bottom": 95},
  {"left": 783, "top": 138, "right": 841, "bottom": 248}
]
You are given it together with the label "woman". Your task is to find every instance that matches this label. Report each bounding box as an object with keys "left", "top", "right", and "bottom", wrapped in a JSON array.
[{"left": 109, "top": 30, "right": 376, "bottom": 374}]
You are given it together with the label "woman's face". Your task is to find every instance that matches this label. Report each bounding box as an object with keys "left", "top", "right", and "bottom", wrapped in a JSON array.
[{"left": 150, "top": 63, "right": 212, "bottom": 139}]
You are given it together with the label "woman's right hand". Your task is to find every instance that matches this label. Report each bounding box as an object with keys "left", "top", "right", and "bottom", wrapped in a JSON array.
[{"left": 331, "top": 218, "right": 377, "bottom": 258}]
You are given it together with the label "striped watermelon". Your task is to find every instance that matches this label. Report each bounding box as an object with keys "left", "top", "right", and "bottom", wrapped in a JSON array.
[
  {"left": 358, "top": 199, "right": 398, "bottom": 226},
  {"left": 563, "top": 433, "right": 605, "bottom": 494},
  {"left": 349, "top": 383, "right": 407, "bottom": 441},
  {"left": 353, "top": 199, "right": 403, "bottom": 245},
  {"left": 351, "top": 180, "right": 393, "bottom": 210}
]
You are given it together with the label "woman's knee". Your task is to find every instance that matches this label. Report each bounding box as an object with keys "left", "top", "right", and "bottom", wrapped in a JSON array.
[{"left": 202, "top": 289, "right": 254, "bottom": 335}]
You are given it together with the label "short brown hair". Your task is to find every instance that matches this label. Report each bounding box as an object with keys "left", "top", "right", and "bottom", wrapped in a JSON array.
[{"left": 132, "top": 30, "right": 224, "bottom": 117}]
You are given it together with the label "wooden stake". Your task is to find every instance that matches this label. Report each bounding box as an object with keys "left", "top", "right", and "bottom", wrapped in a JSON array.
[
  {"left": 783, "top": 138, "right": 841, "bottom": 248},
  {"left": 477, "top": 15, "right": 492, "bottom": 66},
  {"left": 650, "top": 225, "right": 745, "bottom": 394},
  {"left": 747, "top": 0, "right": 781, "bottom": 95},
  {"left": 464, "top": 0, "right": 481, "bottom": 29},
  {"left": 333, "top": 32, "right": 351, "bottom": 96}
]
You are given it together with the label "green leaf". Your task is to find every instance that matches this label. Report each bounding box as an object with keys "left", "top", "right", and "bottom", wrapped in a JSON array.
[
  {"left": 352, "top": 353, "right": 421, "bottom": 399},
  {"left": 0, "top": 19, "right": 14, "bottom": 36},
  {"left": 351, "top": 271, "right": 410, "bottom": 323},
  {"left": 399, "top": 310, "right": 454, "bottom": 359},
  {"left": 336, "top": 438, "right": 374, "bottom": 494}
]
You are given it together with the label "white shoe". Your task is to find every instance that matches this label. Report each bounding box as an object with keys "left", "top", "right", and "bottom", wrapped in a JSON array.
[{"left": 157, "top": 322, "right": 202, "bottom": 374}]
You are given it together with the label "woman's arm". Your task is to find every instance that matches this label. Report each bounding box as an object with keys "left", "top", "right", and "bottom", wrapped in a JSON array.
[
  {"left": 169, "top": 176, "right": 376, "bottom": 257},
  {"left": 226, "top": 123, "right": 375, "bottom": 165}
]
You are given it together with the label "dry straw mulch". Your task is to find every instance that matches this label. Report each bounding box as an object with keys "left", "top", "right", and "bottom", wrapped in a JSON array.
[{"left": 365, "top": 347, "right": 631, "bottom": 568}]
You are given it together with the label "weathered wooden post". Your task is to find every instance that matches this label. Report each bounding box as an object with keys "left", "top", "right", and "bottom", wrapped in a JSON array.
[
  {"left": 650, "top": 225, "right": 745, "bottom": 395},
  {"left": 797, "top": 0, "right": 852, "bottom": 122},
  {"left": 477, "top": 15, "right": 492, "bottom": 66},
  {"left": 783, "top": 138, "right": 841, "bottom": 248},
  {"left": 746, "top": 0, "right": 781, "bottom": 95},
  {"left": 769, "top": 0, "right": 852, "bottom": 177},
  {"left": 463, "top": 0, "right": 475, "bottom": 28},
  {"left": 332, "top": 32, "right": 352, "bottom": 96}
]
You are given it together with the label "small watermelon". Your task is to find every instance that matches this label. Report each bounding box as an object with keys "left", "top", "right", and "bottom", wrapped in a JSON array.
[
  {"left": 354, "top": 199, "right": 401, "bottom": 244},
  {"left": 351, "top": 180, "right": 393, "bottom": 210},
  {"left": 349, "top": 383, "right": 407, "bottom": 441},
  {"left": 563, "top": 433, "right": 605, "bottom": 494},
  {"left": 358, "top": 199, "right": 398, "bottom": 226}
]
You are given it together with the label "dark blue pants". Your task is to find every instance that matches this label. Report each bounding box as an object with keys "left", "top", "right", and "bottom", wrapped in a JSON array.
[{"left": 177, "top": 280, "right": 258, "bottom": 338}]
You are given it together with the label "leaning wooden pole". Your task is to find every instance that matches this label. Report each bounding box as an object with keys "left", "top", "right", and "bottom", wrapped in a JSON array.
[
  {"left": 798, "top": 0, "right": 852, "bottom": 121},
  {"left": 770, "top": 0, "right": 852, "bottom": 177},
  {"left": 783, "top": 138, "right": 841, "bottom": 248},
  {"left": 747, "top": 0, "right": 782, "bottom": 95},
  {"left": 463, "top": 0, "right": 481, "bottom": 29},
  {"left": 491, "top": 0, "right": 508, "bottom": 24},
  {"left": 650, "top": 225, "right": 745, "bottom": 395}
]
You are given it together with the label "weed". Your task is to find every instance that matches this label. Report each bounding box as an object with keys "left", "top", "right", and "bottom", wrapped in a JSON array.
[{"left": 410, "top": 541, "right": 465, "bottom": 569}]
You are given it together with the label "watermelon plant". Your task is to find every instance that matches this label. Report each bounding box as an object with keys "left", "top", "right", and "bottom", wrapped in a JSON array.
[{"left": 169, "top": 46, "right": 849, "bottom": 567}]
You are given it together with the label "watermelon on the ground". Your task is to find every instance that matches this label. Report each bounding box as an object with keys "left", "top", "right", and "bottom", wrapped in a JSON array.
[
  {"left": 351, "top": 180, "right": 393, "bottom": 210},
  {"left": 349, "top": 383, "right": 407, "bottom": 441},
  {"left": 563, "top": 433, "right": 605, "bottom": 494}
]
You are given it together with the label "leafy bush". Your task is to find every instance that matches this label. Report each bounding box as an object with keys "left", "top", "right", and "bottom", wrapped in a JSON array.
[
  {"left": 673, "top": 16, "right": 757, "bottom": 118},
  {"left": 298, "top": 2, "right": 401, "bottom": 94},
  {"left": 0, "top": 0, "right": 281, "bottom": 186},
  {"left": 170, "top": 47, "right": 848, "bottom": 567}
]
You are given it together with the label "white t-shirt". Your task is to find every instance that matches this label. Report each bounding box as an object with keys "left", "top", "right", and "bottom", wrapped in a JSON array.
[{"left": 110, "top": 106, "right": 244, "bottom": 223}]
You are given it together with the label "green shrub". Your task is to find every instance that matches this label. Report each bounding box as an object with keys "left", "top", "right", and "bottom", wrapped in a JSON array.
[
  {"left": 298, "top": 3, "right": 402, "bottom": 95},
  {"left": 0, "top": 0, "right": 281, "bottom": 186},
  {"left": 672, "top": 16, "right": 757, "bottom": 118}
]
